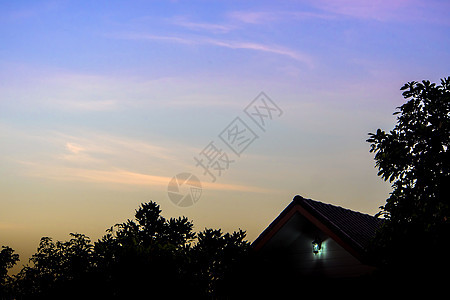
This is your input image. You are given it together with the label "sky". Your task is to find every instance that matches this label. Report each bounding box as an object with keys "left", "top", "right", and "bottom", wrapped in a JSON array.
[{"left": 1, "top": 0, "right": 449, "bottom": 270}]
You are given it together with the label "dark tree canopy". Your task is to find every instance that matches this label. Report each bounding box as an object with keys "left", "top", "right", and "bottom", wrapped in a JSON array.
[
  {"left": 1, "top": 201, "right": 250, "bottom": 299},
  {"left": 367, "top": 77, "right": 450, "bottom": 275},
  {"left": 0, "top": 246, "right": 19, "bottom": 296}
]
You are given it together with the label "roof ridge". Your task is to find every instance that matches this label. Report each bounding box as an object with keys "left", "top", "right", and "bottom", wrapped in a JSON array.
[
  {"left": 296, "top": 196, "right": 369, "bottom": 250},
  {"left": 297, "top": 195, "right": 377, "bottom": 219}
]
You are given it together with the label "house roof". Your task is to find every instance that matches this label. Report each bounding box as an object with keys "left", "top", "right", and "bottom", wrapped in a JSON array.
[{"left": 252, "top": 195, "right": 383, "bottom": 262}]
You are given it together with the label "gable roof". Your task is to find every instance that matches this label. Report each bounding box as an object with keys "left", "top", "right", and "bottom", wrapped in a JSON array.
[{"left": 252, "top": 195, "right": 383, "bottom": 262}]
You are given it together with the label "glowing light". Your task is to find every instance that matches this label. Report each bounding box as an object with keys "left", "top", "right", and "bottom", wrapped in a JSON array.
[{"left": 312, "top": 239, "right": 322, "bottom": 254}]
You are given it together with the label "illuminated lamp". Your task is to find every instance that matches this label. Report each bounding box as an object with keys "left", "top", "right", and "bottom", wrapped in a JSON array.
[{"left": 312, "top": 239, "right": 322, "bottom": 254}]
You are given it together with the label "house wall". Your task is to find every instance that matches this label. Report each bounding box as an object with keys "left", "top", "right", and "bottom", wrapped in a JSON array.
[{"left": 259, "top": 212, "right": 375, "bottom": 278}]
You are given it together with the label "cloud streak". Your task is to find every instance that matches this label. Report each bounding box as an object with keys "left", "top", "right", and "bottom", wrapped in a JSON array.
[
  {"left": 111, "top": 32, "right": 314, "bottom": 66},
  {"left": 19, "top": 160, "right": 274, "bottom": 194},
  {"left": 0, "top": 63, "right": 253, "bottom": 113},
  {"left": 228, "top": 10, "right": 335, "bottom": 24},
  {"left": 311, "top": 0, "right": 450, "bottom": 24},
  {"left": 66, "top": 142, "right": 85, "bottom": 154},
  {"left": 206, "top": 39, "right": 313, "bottom": 66},
  {"left": 170, "top": 17, "right": 235, "bottom": 33},
  {"left": 228, "top": 2, "right": 450, "bottom": 25},
  {"left": 4, "top": 126, "right": 276, "bottom": 194}
]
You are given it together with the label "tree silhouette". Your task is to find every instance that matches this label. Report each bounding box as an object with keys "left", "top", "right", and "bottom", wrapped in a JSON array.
[
  {"left": 0, "top": 246, "right": 19, "bottom": 296},
  {"left": 188, "top": 228, "right": 250, "bottom": 298},
  {"left": 92, "top": 202, "right": 197, "bottom": 298},
  {"left": 13, "top": 234, "right": 94, "bottom": 298},
  {"left": 10, "top": 201, "right": 250, "bottom": 299},
  {"left": 367, "top": 77, "right": 450, "bottom": 277}
]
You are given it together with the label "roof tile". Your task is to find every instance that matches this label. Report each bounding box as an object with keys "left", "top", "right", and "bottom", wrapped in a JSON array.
[{"left": 296, "top": 196, "right": 383, "bottom": 253}]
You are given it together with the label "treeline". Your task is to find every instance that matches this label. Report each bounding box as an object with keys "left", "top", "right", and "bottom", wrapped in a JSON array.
[{"left": 0, "top": 202, "right": 252, "bottom": 299}]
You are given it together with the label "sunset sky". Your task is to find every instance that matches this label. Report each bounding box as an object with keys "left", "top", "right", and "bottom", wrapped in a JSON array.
[{"left": 1, "top": 0, "right": 449, "bottom": 269}]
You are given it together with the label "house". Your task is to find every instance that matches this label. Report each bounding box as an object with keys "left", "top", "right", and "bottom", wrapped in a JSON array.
[{"left": 251, "top": 195, "right": 383, "bottom": 278}]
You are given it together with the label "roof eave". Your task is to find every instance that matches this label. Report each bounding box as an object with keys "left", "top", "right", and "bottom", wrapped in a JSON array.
[{"left": 251, "top": 195, "right": 366, "bottom": 262}]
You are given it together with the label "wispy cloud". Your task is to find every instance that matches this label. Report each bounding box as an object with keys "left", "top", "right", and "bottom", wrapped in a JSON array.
[
  {"left": 114, "top": 32, "right": 195, "bottom": 44},
  {"left": 202, "top": 180, "right": 276, "bottom": 193},
  {"left": 170, "top": 16, "right": 235, "bottom": 33},
  {"left": 3, "top": 125, "right": 278, "bottom": 194},
  {"left": 65, "top": 142, "right": 85, "bottom": 154},
  {"left": 53, "top": 130, "right": 183, "bottom": 166},
  {"left": 228, "top": 2, "right": 450, "bottom": 25},
  {"left": 312, "top": 0, "right": 450, "bottom": 24},
  {"left": 0, "top": 63, "right": 253, "bottom": 112},
  {"left": 8, "top": 129, "right": 185, "bottom": 187},
  {"left": 227, "top": 10, "right": 335, "bottom": 24},
  {"left": 18, "top": 160, "right": 275, "bottom": 194},
  {"left": 227, "top": 11, "right": 275, "bottom": 24},
  {"left": 0, "top": 67, "right": 121, "bottom": 112},
  {"left": 205, "top": 39, "right": 314, "bottom": 67},
  {"left": 112, "top": 33, "right": 314, "bottom": 66},
  {"left": 0, "top": 125, "right": 188, "bottom": 172},
  {"left": 315, "top": 0, "right": 411, "bottom": 21},
  {"left": 63, "top": 100, "right": 118, "bottom": 111},
  {"left": 19, "top": 162, "right": 172, "bottom": 186}
]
